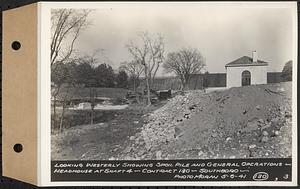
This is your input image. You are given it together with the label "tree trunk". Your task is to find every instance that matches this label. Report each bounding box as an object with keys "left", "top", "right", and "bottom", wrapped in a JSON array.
[
  {"left": 59, "top": 103, "right": 66, "bottom": 133},
  {"left": 53, "top": 96, "right": 57, "bottom": 131},
  {"left": 133, "top": 78, "right": 136, "bottom": 92},
  {"left": 90, "top": 87, "right": 95, "bottom": 125},
  {"left": 90, "top": 110, "right": 94, "bottom": 125},
  {"left": 180, "top": 76, "right": 187, "bottom": 91},
  {"left": 194, "top": 75, "right": 199, "bottom": 90},
  {"left": 183, "top": 75, "right": 191, "bottom": 91},
  {"left": 52, "top": 85, "right": 62, "bottom": 132},
  {"left": 144, "top": 66, "right": 151, "bottom": 105},
  {"left": 151, "top": 62, "right": 160, "bottom": 87},
  {"left": 181, "top": 82, "right": 186, "bottom": 91},
  {"left": 146, "top": 76, "right": 151, "bottom": 105},
  {"left": 181, "top": 80, "right": 190, "bottom": 91},
  {"left": 58, "top": 86, "right": 70, "bottom": 133}
]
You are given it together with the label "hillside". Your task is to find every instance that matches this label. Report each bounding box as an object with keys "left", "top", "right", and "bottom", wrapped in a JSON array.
[{"left": 117, "top": 82, "right": 292, "bottom": 160}]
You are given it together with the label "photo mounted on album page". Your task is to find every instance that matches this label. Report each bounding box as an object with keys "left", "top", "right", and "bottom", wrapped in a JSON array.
[{"left": 2, "top": 1, "right": 297, "bottom": 187}]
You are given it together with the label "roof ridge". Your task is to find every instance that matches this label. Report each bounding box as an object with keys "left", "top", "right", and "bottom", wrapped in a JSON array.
[{"left": 225, "top": 55, "right": 268, "bottom": 67}]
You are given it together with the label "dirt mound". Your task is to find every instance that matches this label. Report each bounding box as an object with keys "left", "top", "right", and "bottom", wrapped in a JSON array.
[{"left": 118, "top": 82, "right": 292, "bottom": 160}]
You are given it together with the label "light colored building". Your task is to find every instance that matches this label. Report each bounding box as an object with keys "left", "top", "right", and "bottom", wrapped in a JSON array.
[{"left": 225, "top": 51, "right": 268, "bottom": 88}]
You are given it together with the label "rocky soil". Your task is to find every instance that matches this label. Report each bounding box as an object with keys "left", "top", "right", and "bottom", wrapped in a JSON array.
[
  {"left": 51, "top": 105, "right": 158, "bottom": 160},
  {"left": 116, "top": 82, "right": 293, "bottom": 160}
]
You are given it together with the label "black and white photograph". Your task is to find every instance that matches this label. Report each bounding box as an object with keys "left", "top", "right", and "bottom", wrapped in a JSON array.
[{"left": 50, "top": 2, "right": 295, "bottom": 162}]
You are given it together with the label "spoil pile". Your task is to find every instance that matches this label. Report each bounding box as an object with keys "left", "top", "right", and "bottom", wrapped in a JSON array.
[{"left": 118, "top": 82, "right": 292, "bottom": 160}]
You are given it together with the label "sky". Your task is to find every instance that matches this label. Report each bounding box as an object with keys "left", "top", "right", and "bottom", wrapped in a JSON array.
[{"left": 69, "top": 3, "right": 296, "bottom": 76}]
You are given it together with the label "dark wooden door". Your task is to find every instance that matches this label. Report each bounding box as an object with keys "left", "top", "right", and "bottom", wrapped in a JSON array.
[{"left": 242, "top": 70, "right": 251, "bottom": 86}]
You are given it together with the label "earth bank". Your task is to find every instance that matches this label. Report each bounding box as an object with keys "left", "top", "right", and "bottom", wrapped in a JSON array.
[
  {"left": 52, "top": 82, "right": 292, "bottom": 160},
  {"left": 117, "top": 82, "right": 292, "bottom": 160}
]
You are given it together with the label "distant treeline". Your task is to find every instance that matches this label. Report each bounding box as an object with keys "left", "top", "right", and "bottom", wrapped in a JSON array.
[
  {"left": 143, "top": 72, "right": 285, "bottom": 90},
  {"left": 148, "top": 73, "right": 225, "bottom": 90},
  {"left": 52, "top": 59, "right": 287, "bottom": 91},
  {"left": 52, "top": 61, "right": 132, "bottom": 89}
]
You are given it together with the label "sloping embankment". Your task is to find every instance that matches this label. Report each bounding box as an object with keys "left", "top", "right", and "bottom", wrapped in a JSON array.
[{"left": 118, "top": 82, "right": 292, "bottom": 160}]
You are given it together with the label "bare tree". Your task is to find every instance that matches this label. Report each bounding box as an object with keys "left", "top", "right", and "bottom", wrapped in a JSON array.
[
  {"left": 51, "top": 60, "right": 77, "bottom": 132},
  {"left": 58, "top": 85, "right": 71, "bottom": 133},
  {"left": 126, "top": 32, "right": 165, "bottom": 105},
  {"left": 163, "top": 48, "right": 206, "bottom": 90},
  {"left": 51, "top": 62, "right": 66, "bottom": 132},
  {"left": 51, "top": 9, "right": 92, "bottom": 132},
  {"left": 51, "top": 9, "right": 92, "bottom": 66},
  {"left": 119, "top": 60, "right": 144, "bottom": 92}
]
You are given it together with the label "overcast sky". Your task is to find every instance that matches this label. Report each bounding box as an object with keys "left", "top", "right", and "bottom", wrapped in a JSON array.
[{"left": 70, "top": 3, "right": 296, "bottom": 75}]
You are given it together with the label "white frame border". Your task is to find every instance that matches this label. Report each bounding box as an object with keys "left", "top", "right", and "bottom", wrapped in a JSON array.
[{"left": 38, "top": 1, "right": 298, "bottom": 187}]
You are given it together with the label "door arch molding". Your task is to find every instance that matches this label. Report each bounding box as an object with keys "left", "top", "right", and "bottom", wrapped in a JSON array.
[{"left": 242, "top": 70, "right": 251, "bottom": 86}]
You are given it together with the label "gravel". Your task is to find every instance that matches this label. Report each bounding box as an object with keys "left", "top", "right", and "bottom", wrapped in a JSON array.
[{"left": 117, "top": 82, "right": 292, "bottom": 160}]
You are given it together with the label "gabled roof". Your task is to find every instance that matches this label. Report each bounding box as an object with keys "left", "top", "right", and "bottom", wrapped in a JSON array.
[{"left": 225, "top": 56, "right": 268, "bottom": 67}]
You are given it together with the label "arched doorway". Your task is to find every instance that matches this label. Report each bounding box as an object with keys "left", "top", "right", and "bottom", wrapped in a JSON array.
[{"left": 242, "top": 70, "right": 251, "bottom": 86}]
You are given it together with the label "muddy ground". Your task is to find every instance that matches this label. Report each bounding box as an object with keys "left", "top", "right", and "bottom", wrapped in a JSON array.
[
  {"left": 52, "top": 82, "right": 293, "bottom": 160},
  {"left": 51, "top": 104, "right": 163, "bottom": 160}
]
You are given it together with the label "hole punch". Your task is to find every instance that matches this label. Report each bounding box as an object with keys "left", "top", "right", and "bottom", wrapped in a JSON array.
[
  {"left": 11, "top": 41, "right": 21, "bottom": 50},
  {"left": 13, "top": 143, "right": 23, "bottom": 153}
]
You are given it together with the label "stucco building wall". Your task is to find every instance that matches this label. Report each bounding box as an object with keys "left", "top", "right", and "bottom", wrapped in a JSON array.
[{"left": 226, "top": 65, "right": 268, "bottom": 88}]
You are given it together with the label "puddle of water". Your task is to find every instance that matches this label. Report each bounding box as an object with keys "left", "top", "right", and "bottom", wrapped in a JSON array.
[
  {"left": 70, "top": 102, "right": 128, "bottom": 110},
  {"left": 94, "top": 104, "right": 128, "bottom": 110}
]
